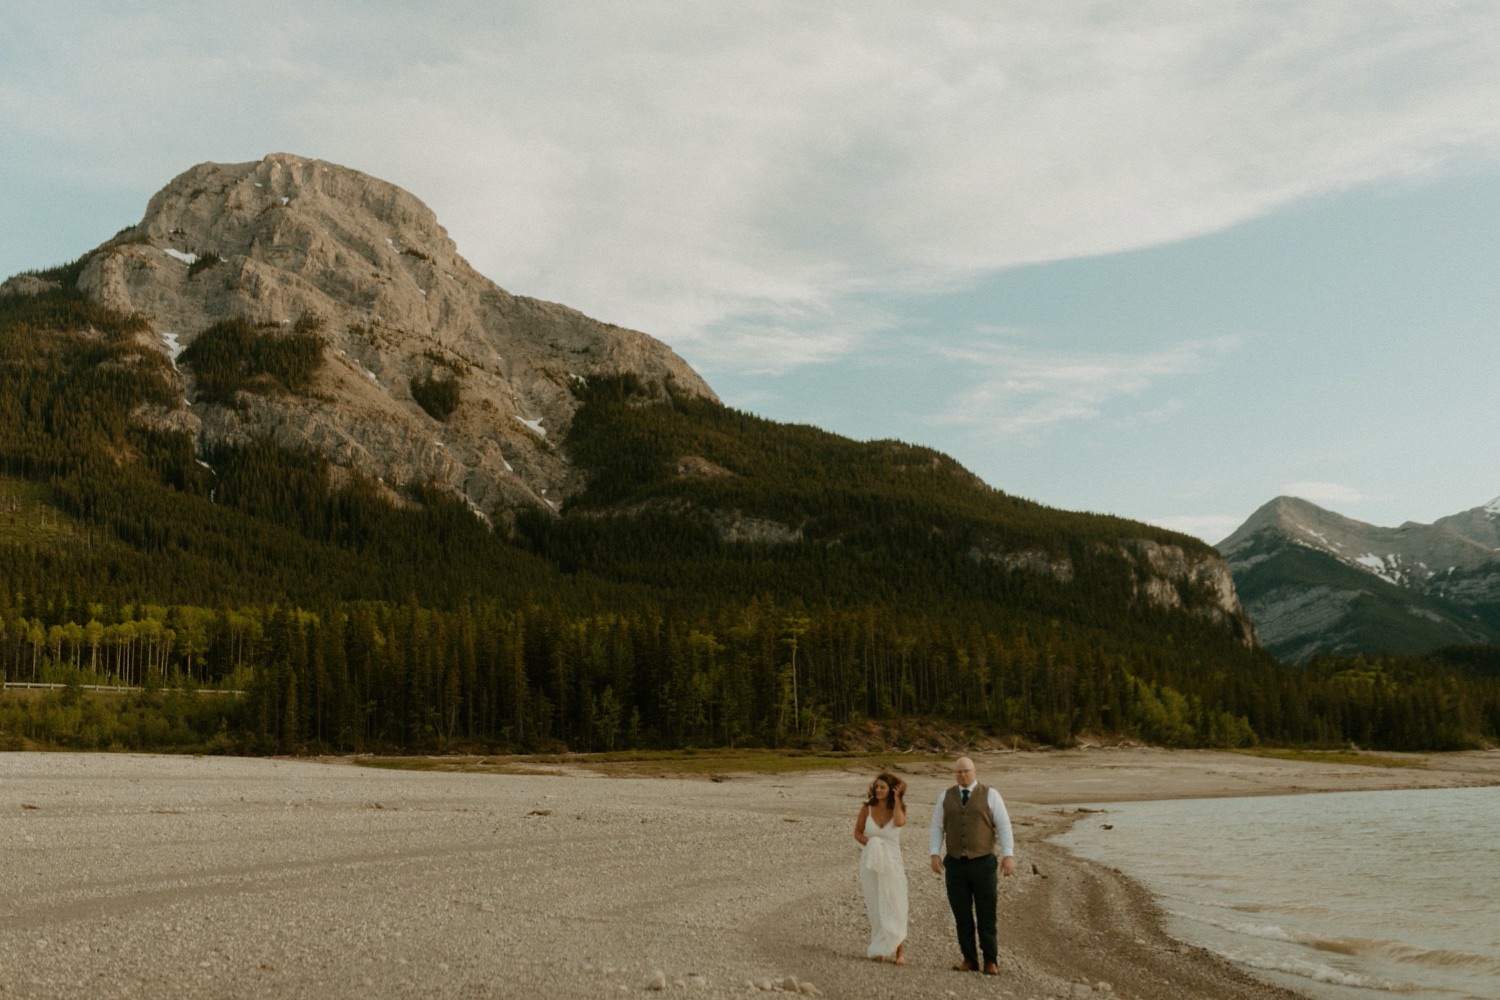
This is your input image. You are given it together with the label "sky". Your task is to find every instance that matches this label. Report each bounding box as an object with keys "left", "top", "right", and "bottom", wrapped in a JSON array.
[{"left": 4, "top": 2, "right": 1500, "bottom": 543}]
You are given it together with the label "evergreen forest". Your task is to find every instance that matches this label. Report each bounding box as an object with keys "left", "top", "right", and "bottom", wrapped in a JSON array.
[{"left": 2, "top": 264, "right": 1497, "bottom": 754}]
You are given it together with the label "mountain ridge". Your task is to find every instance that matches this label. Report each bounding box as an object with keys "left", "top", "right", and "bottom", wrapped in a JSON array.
[{"left": 1220, "top": 494, "right": 1500, "bottom": 585}]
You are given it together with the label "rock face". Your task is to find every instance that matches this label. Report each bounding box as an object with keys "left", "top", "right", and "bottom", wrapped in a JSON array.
[
  {"left": 969, "top": 539, "right": 1255, "bottom": 645},
  {"left": 1126, "top": 539, "right": 1254, "bottom": 643},
  {"left": 0, "top": 274, "right": 60, "bottom": 297},
  {"left": 1218, "top": 495, "right": 1500, "bottom": 662},
  {"left": 72, "top": 153, "right": 715, "bottom": 522}
]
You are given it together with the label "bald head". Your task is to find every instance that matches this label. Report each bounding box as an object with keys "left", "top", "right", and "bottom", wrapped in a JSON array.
[{"left": 954, "top": 757, "right": 976, "bottom": 785}]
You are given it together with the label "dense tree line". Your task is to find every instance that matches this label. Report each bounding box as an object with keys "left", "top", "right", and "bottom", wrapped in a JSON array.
[{"left": 3, "top": 593, "right": 1497, "bottom": 753}]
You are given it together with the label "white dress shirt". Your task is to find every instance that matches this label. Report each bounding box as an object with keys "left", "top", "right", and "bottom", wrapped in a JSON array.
[{"left": 928, "top": 782, "right": 1015, "bottom": 859}]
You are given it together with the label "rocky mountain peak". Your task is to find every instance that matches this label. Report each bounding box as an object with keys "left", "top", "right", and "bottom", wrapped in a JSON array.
[
  {"left": 1218, "top": 495, "right": 1349, "bottom": 556},
  {"left": 68, "top": 153, "right": 716, "bottom": 521},
  {"left": 1220, "top": 494, "right": 1500, "bottom": 583},
  {"left": 1433, "top": 498, "right": 1500, "bottom": 551}
]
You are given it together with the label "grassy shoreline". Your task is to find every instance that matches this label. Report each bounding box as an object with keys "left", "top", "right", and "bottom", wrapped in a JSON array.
[
  {"left": 350, "top": 744, "right": 1448, "bottom": 780},
  {"left": 354, "top": 747, "right": 954, "bottom": 778}
]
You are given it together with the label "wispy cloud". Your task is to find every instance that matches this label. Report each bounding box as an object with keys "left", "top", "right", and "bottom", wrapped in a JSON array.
[
  {"left": 931, "top": 336, "right": 1240, "bottom": 437},
  {"left": 679, "top": 316, "right": 871, "bottom": 377},
  {"left": 5, "top": 4, "right": 1500, "bottom": 370},
  {"left": 1280, "top": 481, "right": 1382, "bottom": 507}
]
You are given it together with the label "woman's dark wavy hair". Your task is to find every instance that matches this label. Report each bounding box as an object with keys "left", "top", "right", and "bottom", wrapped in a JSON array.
[{"left": 865, "top": 771, "right": 905, "bottom": 808}]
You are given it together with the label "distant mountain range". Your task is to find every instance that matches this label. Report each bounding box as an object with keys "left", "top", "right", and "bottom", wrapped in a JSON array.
[{"left": 1217, "top": 495, "right": 1500, "bottom": 662}]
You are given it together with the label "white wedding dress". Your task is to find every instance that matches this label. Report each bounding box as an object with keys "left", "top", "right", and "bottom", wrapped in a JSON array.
[{"left": 859, "top": 813, "right": 909, "bottom": 959}]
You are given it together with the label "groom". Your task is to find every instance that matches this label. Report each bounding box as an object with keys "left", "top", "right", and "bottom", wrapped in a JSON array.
[{"left": 928, "top": 756, "right": 1016, "bottom": 975}]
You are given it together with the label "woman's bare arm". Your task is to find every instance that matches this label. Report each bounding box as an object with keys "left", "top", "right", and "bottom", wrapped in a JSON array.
[{"left": 854, "top": 803, "right": 870, "bottom": 845}]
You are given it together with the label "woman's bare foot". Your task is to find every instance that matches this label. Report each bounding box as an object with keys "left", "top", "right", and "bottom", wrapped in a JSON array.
[
  {"left": 870, "top": 955, "right": 884, "bottom": 963},
  {"left": 893, "top": 942, "right": 907, "bottom": 966}
]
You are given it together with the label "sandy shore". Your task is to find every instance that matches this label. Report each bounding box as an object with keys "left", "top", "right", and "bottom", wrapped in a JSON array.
[{"left": 2, "top": 748, "right": 1498, "bottom": 1000}]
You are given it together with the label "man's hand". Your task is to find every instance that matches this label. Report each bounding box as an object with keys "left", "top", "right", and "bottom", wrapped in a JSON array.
[
  {"left": 930, "top": 854, "right": 944, "bottom": 875},
  {"left": 1000, "top": 856, "right": 1016, "bottom": 878}
]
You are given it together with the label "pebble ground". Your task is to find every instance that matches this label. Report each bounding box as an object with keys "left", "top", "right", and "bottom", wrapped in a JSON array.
[{"left": 0, "top": 752, "right": 1320, "bottom": 1000}]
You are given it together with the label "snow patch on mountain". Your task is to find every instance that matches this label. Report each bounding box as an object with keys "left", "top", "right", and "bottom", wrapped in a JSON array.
[
  {"left": 1354, "top": 553, "right": 1405, "bottom": 585},
  {"left": 159, "top": 331, "right": 184, "bottom": 366}
]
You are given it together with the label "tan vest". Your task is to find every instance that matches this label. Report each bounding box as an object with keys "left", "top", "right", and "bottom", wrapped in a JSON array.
[{"left": 942, "top": 783, "right": 996, "bottom": 859}]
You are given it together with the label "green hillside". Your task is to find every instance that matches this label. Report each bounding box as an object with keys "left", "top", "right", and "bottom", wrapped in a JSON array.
[{"left": 524, "top": 373, "right": 1229, "bottom": 623}]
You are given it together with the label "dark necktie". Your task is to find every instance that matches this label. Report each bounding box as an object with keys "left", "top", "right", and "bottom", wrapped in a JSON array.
[{"left": 961, "top": 787, "right": 970, "bottom": 806}]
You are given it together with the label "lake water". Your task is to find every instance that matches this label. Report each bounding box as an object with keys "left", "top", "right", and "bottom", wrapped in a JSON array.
[{"left": 1051, "top": 787, "right": 1500, "bottom": 1000}]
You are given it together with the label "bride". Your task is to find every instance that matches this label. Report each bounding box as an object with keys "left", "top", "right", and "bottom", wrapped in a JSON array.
[{"left": 854, "top": 771, "right": 908, "bottom": 964}]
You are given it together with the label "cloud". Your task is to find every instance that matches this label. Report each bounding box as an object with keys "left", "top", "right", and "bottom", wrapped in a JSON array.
[
  {"left": 930, "top": 336, "right": 1239, "bottom": 437},
  {"left": 6, "top": 3, "right": 1500, "bottom": 370},
  {"left": 1280, "top": 481, "right": 1381, "bottom": 507},
  {"left": 677, "top": 319, "right": 868, "bottom": 377}
]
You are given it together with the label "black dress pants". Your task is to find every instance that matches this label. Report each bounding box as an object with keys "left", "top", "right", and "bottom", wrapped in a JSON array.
[{"left": 944, "top": 854, "right": 998, "bottom": 965}]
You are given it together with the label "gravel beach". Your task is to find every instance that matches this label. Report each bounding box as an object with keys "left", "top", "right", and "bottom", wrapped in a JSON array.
[{"left": 4, "top": 749, "right": 1498, "bottom": 1000}]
